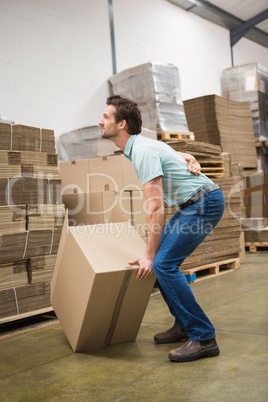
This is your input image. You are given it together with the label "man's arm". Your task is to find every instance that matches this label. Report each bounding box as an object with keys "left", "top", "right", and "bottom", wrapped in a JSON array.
[
  {"left": 178, "top": 152, "right": 201, "bottom": 175},
  {"left": 129, "top": 176, "right": 164, "bottom": 280}
]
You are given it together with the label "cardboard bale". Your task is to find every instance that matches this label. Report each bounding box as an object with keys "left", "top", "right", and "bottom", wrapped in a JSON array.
[
  {"left": 183, "top": 94, "right": 257, "bottom": 169},
  {"left": 28, "top": 255, "right": 57, "bottom": 284},
  {"left": 0, "top": 123, "right": 56, "bottom": 153},
  {"left": 2, "top": 177, "right": 62, "bottom": 206},
  {"left": 0, "top": 260, "right": 28, "bottom": 291},
  {"left": 0, "top": 205, "right": 26, "bottom": 235},
  {"left": 0, "top": 282, "right": 51, "bottom": 319},
  {"left": 244, "top": 228, "right": 268, "bottom": 243},
  {"left": 51, "top": 219, "right": 155, "bottom": 352},
  {"left": 27, "top": 204, "right": 65, "bottom": 231}
]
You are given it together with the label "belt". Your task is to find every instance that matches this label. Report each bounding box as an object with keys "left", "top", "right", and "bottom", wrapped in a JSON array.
[{"left": 179, "top": 184, "right": 221, "bottom": 209}]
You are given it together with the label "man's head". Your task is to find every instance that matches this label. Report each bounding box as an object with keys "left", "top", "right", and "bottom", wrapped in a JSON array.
[{"left": 106, "top": 95, "right": 142, "bottom": 135}]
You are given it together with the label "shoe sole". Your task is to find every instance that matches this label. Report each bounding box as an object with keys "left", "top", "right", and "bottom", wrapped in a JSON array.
[
  {"left": 154, "top": 336, "right": 189, "bottom": 344},
  {"left": 168, "top": 346, "right": 220, "bottom": 362}
]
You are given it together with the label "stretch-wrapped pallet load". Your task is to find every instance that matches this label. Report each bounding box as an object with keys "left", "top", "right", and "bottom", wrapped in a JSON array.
[
  {"left": 56, "top": 126, "right": 157, "bottom": 162},
  {"left": 57, "top": 126, "right": 119, "bottom": 161},
  {"left": 109, "top": 62, "right": 190, "bottom": 134},
  {"left": 222, "top": 63, "right": 268, "bottom": 140},
  {"left": 0, "top": 123, "right": 65, "bottom": 320},
  {"left": 183, "top": 94, "right": 257, "bottom": 169}
]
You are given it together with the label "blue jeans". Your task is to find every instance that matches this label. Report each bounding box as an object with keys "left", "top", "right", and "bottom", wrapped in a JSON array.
[{"left": 152, "top": 189, "right": 225, "bottom": 341}]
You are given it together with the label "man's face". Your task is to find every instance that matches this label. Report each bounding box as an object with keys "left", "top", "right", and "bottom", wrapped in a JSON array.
[{"left": 99, "top": 104, "right": 120, "bottom": 140}]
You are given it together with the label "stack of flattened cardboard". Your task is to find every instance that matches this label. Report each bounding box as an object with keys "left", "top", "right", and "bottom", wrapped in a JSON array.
[
  {"left": 165, "top": 140, "right": 225, "bottom": 178},
  {"left": 0, "top": 260, "right": 28, "bottom": 292},
  {"left": 241, "top": 173, "right": 268, "bottom": 244},
  {"left": 183, "top": 94, "right": 257, "bottom": 169},
  {"left": 163, "top": 140, "right": 242, "bottom": 270},
  {"left": 109, "top": 62, "right": 189, "bottom": 134},
  {"left": 243, "top": 173, "right": 268, "bottom": 218},
  {"left": 0, "top": 123, "right": 55, "bottom": 153},
  {"left": 0, "top": 205, "right": 26, "bottom": 235},
  {"left": 28, "top": 255, "right": 57, "bottom": 284},
  {"left": 222, "top": 63, "right": 268, "bottom": 140},
  {"left": 0, "top": 150, "right": 59, "bottom": 179},
  {"left": 0, "top": 282, "right": 50, "bottom": 319},
  {"left": 0, "top": 123, "right": 65, "bottom": 321}
]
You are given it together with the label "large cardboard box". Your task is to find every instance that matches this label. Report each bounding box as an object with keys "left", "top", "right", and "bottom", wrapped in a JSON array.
[
  {"left": 59, "top": 159, "right": 90, "bottom": 195},
  {"left": 62, "top": 191, "right": 132, "bottom": 226},
  {"left": 51, "top": 218, "right": 155, "bottom": 352},
  {"left": 131, "top": 190, "right": 147, "bottom": 237},
  {"left": 59, "top": 154, "right": 142, "bottom": 196}
]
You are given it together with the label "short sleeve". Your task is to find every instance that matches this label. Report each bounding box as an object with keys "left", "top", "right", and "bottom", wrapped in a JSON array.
[{"left": 132, "top": 147, "right": 163, "bottom": 185}]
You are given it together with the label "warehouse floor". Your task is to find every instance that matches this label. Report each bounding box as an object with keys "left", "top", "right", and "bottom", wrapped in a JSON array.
[{"left": 0, "top": 253, "right": 267, "bottom": 402}]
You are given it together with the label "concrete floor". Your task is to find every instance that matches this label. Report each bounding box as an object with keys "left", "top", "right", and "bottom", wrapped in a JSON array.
[{"left": 0, "top": 253, "right": 267, "bottom": 402}]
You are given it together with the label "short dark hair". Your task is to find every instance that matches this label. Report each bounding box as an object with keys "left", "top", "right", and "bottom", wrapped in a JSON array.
[{"left": 106, "top": 95, "right": 142, "bottom": 135}]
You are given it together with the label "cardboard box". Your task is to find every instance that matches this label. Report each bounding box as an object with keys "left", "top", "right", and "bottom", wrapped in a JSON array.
[
  {"left": 62, "top": 191, "right": 132, "bottom": 226},
  {"left": 51, "top": 218, "right": 155, "bottom": 352},
  {"left": 131, "top": 190, "right": 147, "bottom": 237},
  {"left": 59, "top": 154, "right": 143, "bottom": 196},
  {"left": 88, "top": 154, "right": 142, "bottom": 192},
  {"left": 59, "top": 159, "right": 90, "bottom": 195}
]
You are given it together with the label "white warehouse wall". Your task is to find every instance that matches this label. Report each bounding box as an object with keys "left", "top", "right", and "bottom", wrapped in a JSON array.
[
  {"left": 0, "top": 0, "right": 267, "bottom": 138},
  {"left": 0, "top": 0, "right": 112, "bottom": 134}
]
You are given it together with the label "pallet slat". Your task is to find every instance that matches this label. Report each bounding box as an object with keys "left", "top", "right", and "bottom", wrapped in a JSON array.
[
  {"left": 245, "top": 242, "right": 268, "bottom": 253},
  {"left": 158, "top": 131, "right": 195, "bottom": 141},
  {"left": 182, "top": 258, "right": 240, "bottom": 282}
]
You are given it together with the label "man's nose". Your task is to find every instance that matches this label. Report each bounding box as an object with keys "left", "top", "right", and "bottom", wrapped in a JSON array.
[{"left": 99, "top": 118, "right": 103, "bottom": 126}]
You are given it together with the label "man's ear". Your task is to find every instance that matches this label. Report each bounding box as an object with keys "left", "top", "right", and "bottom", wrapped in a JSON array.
[{"left": 119, "top": 119, "right": 127, "bottom": 130}]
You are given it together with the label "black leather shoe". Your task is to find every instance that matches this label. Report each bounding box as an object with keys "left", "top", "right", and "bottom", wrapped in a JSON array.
[
  {"left": 154, "top": 325, "right": 188, "bottom": 344},
  {"left": 169, "top": 339, "right": 220, "bottom": 362}
]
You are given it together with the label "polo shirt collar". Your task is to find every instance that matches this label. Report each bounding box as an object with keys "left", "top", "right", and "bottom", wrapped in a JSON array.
[{"left": 124, "top": 134, "right": 137, "bottom": 157}]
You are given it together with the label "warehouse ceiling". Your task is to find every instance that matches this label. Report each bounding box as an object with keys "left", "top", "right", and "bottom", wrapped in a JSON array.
[{"left": 166, "top": 0, "right": 268, "bottom": 49}]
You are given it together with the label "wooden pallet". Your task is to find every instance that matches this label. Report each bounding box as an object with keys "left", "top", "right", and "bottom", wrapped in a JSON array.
[
  {"left": 182, "top": 258, "right": 240, "bottom": 283},
  {"left": 245, "top": 242, "right": 268, "bottom": 253},
  {"left": 0, "top": 307, "right": 54, "bottom": 325},
  {"left": 157, "top": 131, "right": 195, "bottom": 141},
  {"left": 200, "top": 160, "right": 225, "bottom": 177},
  {"left": 255, "top": 140, "right": 268, "bottom": 148}
]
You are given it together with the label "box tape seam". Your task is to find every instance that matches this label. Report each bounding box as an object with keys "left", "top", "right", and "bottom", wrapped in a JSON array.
[{"left": 104, "top": 266, "right": 134, "bottom": 346}]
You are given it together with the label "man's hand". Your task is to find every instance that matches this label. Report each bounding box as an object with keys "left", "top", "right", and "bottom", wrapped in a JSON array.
[
  {"left": 128, "top": 257, "right": 154, "bottom": 280},
  {"left": 185, "top": 156, "right": 201, "bottom": 175}
]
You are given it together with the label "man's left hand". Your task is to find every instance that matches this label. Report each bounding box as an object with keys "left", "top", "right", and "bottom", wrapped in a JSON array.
[
  {"left": 128, "top": 257, "right": 154, "bottom": 280},
  {"left": 185, "top": 156, "right": 201, "bottom": 175}
]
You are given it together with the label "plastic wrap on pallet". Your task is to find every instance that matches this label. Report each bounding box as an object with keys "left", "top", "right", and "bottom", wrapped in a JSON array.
[
  {"left": 222, "top": 63, "right": 268, "bottom": 140},
  {"left": 140, "top": 102, "right": 188, "bottom": 132},
  {"left": 56, "top": 126, "right": 119, "bottom": 161},
  {"left": 56, "top": 126, "right": 158, "bottom": 161},
  {"left": 109, "top": 61, "right": 189, "bottom": 133}
]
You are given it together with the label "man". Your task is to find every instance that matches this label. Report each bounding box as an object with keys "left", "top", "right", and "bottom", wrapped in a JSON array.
[{"left": 99, "top": 95, "right": 225, "bottom": 362}]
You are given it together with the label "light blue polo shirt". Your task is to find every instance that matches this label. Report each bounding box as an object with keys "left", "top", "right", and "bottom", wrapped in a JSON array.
[{"left": 124, "top": 135, "right": 214, "bottom": 206}]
